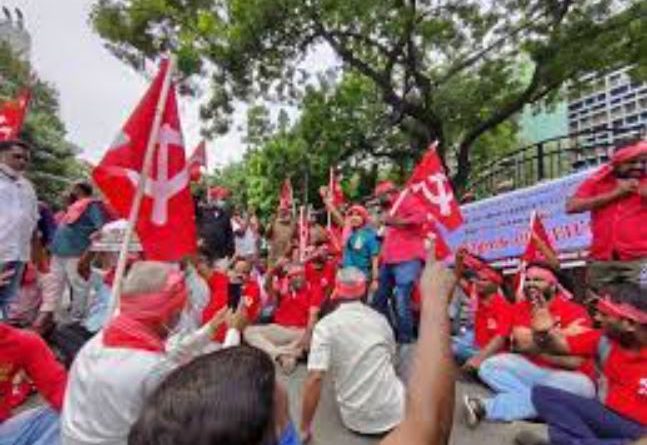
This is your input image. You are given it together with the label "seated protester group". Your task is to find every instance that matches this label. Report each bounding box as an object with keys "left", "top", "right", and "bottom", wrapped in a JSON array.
[
  {"left": 451, "top": 249, "right": 512, "bottom": 371},
  {"left": 464, "top": 262, "right": 596, "bottom": 426},
  {"left": 60, "top": 261, "right": 240, "bottom": 445},
  {"left": 300, "top": 267, "right": 405, "bottom": 440},
  {"left": 0, "top": 322, "right": 67, "bottom": 445},
  {"left": 244, "top": 260, "right": 323, "bottom": 375},
  {"left": 128, "top": 240, "right": 458, "bottom": 445},
  {"left": 516, "top": 282, "right": 647, "bottom": 445},
  {"left": 201, "top": 257, "right": 262, "bottom": 343}
]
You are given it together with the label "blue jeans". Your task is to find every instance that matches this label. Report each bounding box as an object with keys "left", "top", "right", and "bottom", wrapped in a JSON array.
[
  {"left": 0, "top": 406, "right": 60, "bottom": 445},
  {"left": 478, "top": 353, "right": 596, "bottom": 421},
  {"left": 533, "top": 385, "right": 646, "bottom": 445},
  {"left": 372, "top": 260, "right": 422, "bottom": 343},
  {"left": 0, "top": 261, "right": 24, "bottom": 318},
  {"left": 451, "top": 330, "right": 479, "bottom": 364},
  {"left": 278, "top": 421, "right": 301, "bottom": 445}
]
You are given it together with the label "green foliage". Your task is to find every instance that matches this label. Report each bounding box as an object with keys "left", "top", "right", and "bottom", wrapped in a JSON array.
[
  {"left": 0, "top": 43, "right": 85, "bottom": 205},
  {"left": 92, "top": 0, "right": 647, "bottom": 192}
]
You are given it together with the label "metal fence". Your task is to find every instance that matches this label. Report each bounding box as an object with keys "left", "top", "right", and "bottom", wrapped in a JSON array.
[{"left": 466, "top": 125, "right": 647, "bottom": 198}]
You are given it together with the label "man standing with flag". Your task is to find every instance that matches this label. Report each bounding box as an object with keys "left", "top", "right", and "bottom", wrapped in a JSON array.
[{"left": 0, "top": 139, "right": 38, "bottom": 316}]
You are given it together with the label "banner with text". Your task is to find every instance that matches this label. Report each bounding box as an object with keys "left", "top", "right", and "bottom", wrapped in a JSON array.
[{"left": 446, "top": 169, "right": 594, "bottom": 262}]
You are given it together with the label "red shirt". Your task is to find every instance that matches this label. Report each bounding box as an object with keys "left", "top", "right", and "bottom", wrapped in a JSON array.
[
  {"left": 568, "top": 330, "right": 647, "bottom": 425},
  {"left": 574, "top": 173, "right": 647, "bottom": 261},
  {"left": 202, "top": 272, "right": 262, "bottom": 342},
  {"left": 474, "top": 293, "right": 513, "bottom": 349},
  {"left": 381, "top": 194, "right": 428, "bottom": 264},
  {"left": 274, "top": 283, "right": 324, "bottom": 328},
  {"left": 0, "top": 324, "right": 67, "bottom": 421},
  {"left": 512, "top": 295, "right": 594, "bottom": 374},
  {"left": 305, "top": 260, "right": 336, "bottom": 294}
]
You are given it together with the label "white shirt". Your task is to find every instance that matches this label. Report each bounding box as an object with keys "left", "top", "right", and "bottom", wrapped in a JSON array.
[
  {"left": 61, "top": 326, "right": 240, "bottom": 445},
  {"left": 234, "top": 227, "right": 258, "bottom": 257},
  {"left": 0, "top": 166, "right": 38, "bottom": 262},
  {"left": 307, "top": 301, "right": 405, "bottom": 434}
]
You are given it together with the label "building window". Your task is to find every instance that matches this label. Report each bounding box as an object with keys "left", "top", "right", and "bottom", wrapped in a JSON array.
[{"left": 611, "top": 85, "right": 628, "bottom": 96}]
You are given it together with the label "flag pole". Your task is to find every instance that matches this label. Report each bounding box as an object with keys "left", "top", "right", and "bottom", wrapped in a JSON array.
[
  {"left": 109, "top": 56, "right": 176, "bottom": 314},
  {"left": 326, "top": 167, "right": 333, "bottom": 229}
]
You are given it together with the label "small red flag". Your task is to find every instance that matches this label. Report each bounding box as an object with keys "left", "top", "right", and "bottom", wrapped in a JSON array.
[
  {"left": 329, "top": 167, "right": 345, "bottom": 207},
  {"left": 0, "top": 89, "right": 31, "bottom": 141},
  {"left": 92, "top": 59, "right": 197, "bottom": 261},
  {"left": 514, "top": 212, "right": 557, "bottom": 299},
  {"left": 188, "top": 140, "right": 207, "bottom": 182},
  {"left": 279, "top": 178, "right": 294, "bottom": 211}
]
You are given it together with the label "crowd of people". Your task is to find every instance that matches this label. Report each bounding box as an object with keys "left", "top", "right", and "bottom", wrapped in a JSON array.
[{"left": 0, "top": 135, "right": 645, "bottom": 445}]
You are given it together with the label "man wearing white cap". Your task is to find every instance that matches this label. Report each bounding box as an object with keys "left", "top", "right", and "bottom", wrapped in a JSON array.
[{"left": 300, "top": 267, "right": 405, "bottom": 441}]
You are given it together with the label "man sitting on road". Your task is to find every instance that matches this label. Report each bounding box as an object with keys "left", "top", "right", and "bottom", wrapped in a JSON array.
[
  {"left": 244, "top": 260, "right": 323, "bottom": 374},
  {"left": 516, "top": 282, "right": 647, "bottom": 445},
  {"left": 464, "top": 262, "right": 596, "bottom": 426},
  {"left": 451, "top": 249, "right": 513, "bottom": 372},
  {"left": 300, "top": 267, "right": 405, "bottom": 440}
]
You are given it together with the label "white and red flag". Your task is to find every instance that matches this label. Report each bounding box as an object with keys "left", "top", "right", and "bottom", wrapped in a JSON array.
[
  {"left": 92, "top": 59, "right": 197, "bottom": 261},
  {"left": 329, "top": 167, "right": 345, "bottom": 207},
  {"left": 390, "top": 141, "right": 463, "bottom": 231},
  {"left": 0, "top": 89, "right": 31, "bottom": 141},
  {"left": 188, "top": 140, "right": 207, "bottom": 182}
]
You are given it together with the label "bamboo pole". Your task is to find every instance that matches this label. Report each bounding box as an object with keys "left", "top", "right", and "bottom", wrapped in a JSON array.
[{"left": 109, "top": 56, "right": 176, "bottom": 314}]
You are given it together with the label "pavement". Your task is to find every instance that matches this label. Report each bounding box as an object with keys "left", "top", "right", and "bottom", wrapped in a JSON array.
[{"left": 279, "top": 366, "right": 548, "bottom": 445}]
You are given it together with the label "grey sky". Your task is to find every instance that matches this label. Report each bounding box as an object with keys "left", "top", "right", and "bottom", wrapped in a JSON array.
[
  {"left": 10, "top": 0, "right": 337, "bottom": 170},
  {"left": 10, "top": 0, "right": 243, "bottom": 167}
]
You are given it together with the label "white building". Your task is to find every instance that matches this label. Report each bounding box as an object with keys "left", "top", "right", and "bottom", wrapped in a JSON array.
[{"left": 567, "top": 67, "right": 647, "bottom": 152}]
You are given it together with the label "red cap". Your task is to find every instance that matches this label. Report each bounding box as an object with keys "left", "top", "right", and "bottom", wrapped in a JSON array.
[
  {"left": 374, "top": 181, "right": 397, "bottom": 197},
  {"left": 208, "top": 186, "right": 231, "bottom": 200}
]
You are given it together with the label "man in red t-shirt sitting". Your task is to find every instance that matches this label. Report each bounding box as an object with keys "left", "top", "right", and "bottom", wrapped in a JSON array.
[
  {"left": 0, "top": 323, "right": 67, "bottom": 444},
  {"left": 244, "top": 259, "right": 323, "bottom": 374},
  {"left": 464, "top": 263, "right": 596, "bottom": 427},
  {"left": 451, "top": 250, "right": 513, "bottom": 372},
  {"left": 516, "top": 282, "right": 646, "bottom": 445},
  {"left": 567, "top": 139, "right": 647, "bottom": 290},
  {"left": 202, "top": 258, "right": 262, "bottom": 343}
]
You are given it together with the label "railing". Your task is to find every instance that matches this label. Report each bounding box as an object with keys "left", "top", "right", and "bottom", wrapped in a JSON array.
[{"left": 466, "top": 125, "right": 647, "bottom": 199}]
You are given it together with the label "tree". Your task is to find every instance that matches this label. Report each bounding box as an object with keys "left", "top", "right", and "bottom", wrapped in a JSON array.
[
  {"left": 92, "top": 0, "right": 647, "bottom": 191},
  {"left": 0, "top": 43, "right": 85, "bottom": 205}
]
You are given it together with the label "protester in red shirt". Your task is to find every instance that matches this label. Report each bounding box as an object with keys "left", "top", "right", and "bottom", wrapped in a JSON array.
[
  {"left": 566, "top": 139, "right": 647, "bottom": 290},
  {"left": 515, "top": 282, "right": 647, "bottom": 445},
  {"left": 371, "top": 181, "right": 427, "bottom": 344},
  {"left": 0, "top": 323, "right": 67, "bottom": 444},
  {"left": 304, "top": 245, "right": 337, "bottom": 298},
  {"left": 451, "top": 249, "right": 513, "bottom": 373},
  {"left": 244, "top": 260, "right": 323, "bottom": 374},
  {"left": 202, "top": 258, "right": 262, "bottom": 343},
  {"left": 464, "top": 263, "right": 596, "bottom": 427}
]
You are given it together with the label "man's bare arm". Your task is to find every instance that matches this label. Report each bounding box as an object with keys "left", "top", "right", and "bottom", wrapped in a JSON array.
[{"left": 381, "top": 241, "right": 456, "bottom": 445}]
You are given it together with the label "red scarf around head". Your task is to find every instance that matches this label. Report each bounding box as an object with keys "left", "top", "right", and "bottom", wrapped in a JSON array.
[{"left": 103, "top": 271, "right": 188, "bottom": 352}]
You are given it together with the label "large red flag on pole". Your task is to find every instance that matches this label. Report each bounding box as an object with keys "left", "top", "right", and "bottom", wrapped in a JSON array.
[
  {"left": 390, "top": 141, "right": 463, "bottom": 231},
  {"left": 92, "top": 58, "right": 197, "bottom": 263},
  {"left": 188, "top": 140, "right": 207, "bottom": 182},
  {"left": 0, "top": 89, "right": 31, "bottom": 141}
]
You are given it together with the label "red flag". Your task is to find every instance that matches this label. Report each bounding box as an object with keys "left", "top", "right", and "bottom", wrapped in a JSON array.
[
  {"left": 392, "top": 142, "right": 463, "bottom": 231},
  {"left": 279, "top": 178, "right": 294, "bottom": 211},
  {"left": 329, "top": 167, "right": 345, "bottom": 207},
  {"left": 92, "top": 59, "right": 197, "bottom": 261},
  {"left": 425, "top": 220, "right": 452, "bottom": 260},
  {"left": 514, "top": 212, "right": 557, "bottom": 299},
  {"left": 0, "top": 89, "right": 31, "bottom": 141},
  {"left": 188, "top": 140, "right": 207, "bottom": 182},
  {"left": 298, "top": 206, "right": 309, "bottom": 261}
]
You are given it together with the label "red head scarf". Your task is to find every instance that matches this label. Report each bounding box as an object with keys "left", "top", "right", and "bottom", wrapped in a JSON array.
[
  {"left": 103, "top": 270, "right": 188, "bottom": 352},
  {"left": 347, "top": 204, "right": 370, "bottom": 225}
]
